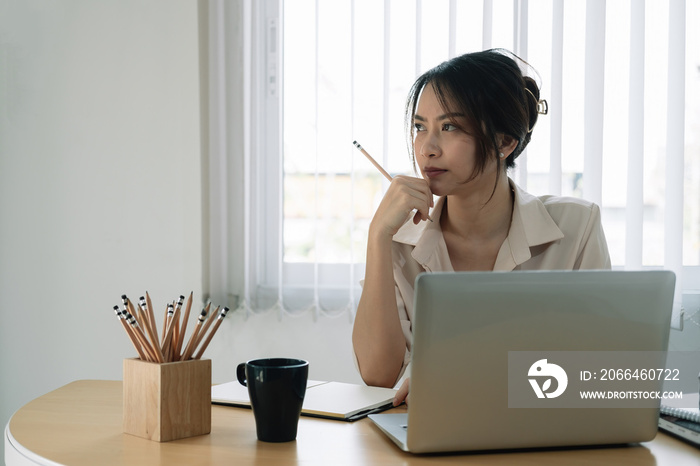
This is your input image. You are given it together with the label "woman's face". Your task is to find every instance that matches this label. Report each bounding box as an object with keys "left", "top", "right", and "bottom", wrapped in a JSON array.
[{"left": 412, "top": 83, "right": 499, "bottom": 198}]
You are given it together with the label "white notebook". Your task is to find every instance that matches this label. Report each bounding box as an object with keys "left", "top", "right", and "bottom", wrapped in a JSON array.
[{"left": 212, "top": 380, "right": 396, "bottom": 421}]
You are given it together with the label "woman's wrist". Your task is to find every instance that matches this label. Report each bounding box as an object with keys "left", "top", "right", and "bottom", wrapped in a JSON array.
[{"left": 367, "top": 220, "right": 395, "bottom": 246}]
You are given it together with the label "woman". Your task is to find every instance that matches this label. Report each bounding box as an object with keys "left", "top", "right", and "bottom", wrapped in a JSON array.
[{"left": 351, "top": 49, "right": 610, "bottom": 405}]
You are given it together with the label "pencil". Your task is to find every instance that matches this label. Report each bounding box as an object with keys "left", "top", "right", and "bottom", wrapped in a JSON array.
[
  {"left": 175, "top": 292, "right": 193, "bottom": 358},
  {"left": 114, "top": 305, "right": 148, "bottom": 361},
  {"left": 353, "top": 140, "right": 392, "bottom": 181},
  {"left": 138, "top": 296, "right": 165, "bottom": 363},
  {"left": 125, "top": 294, "right": 161, "bottom": 362},
  {"left": 161, "top": 303, "right": 173, "bottom": 346},
  {"left": 161, "top": 303, "right": 175, "bottom": 356},
  {"left": 192, "top": 305, "right": 218, "bottom": 353},
  {"left": 144, "top": 292, "right": 159, "bottom": 348},
  {"left": 193, "top": 307, "right": 230, "bottom": 359},
  {"left": 123, "top": 308, "right": 157, "bottom": 362},
  {"left": 162, "top": 296, "right": 184, "bottom": 361},
  {"left": 172, "top": 295, "right": 184, "bottom": 360},
  {"left": 180, "top": 306, "right": 210, "bottom": 361},
  {"left": 353, "top": 140, "right": 433, "bottom": 222},
  {"left": 122, "top": 295, "right": 142, "bottom": 328},
  {"left": 171, "top": 316, "right": 179, "bottom": 361}
]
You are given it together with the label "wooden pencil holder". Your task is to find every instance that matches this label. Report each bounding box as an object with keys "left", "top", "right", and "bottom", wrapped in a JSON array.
[{"left": 123, "top": 358, "right": 212, "bottom": 442}]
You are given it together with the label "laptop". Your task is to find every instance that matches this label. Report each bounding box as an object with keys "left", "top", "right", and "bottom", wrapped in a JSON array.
[{"left": 369, "top": 270, "right": 676, "bottom": 453}]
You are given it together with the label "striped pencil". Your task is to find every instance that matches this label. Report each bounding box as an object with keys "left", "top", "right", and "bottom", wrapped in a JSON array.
[
  {"left": 122, "top": 308, "right": 157, "bottom": 362},
  {"left": 180, "top": 306, "right": 210, "bottom": 361},
  {"left": 114, "top": 305, "right": 148, "bottom": 361},
  {"left": 193, "top": 307, "right": 230, "bottom": 359},
  {"left": 192, "top": 305, "right": 218, "bottom": 354},
  {"left": 175, "top": 292, "right": 194, "bottom": 358},
  {"left": 138, "top": 297, "right": 165, "bottom": 363}
]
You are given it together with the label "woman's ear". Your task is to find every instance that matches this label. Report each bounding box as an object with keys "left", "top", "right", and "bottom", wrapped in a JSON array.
[{"left": 498, "top": 134, "right": 518, "bottom": 158}]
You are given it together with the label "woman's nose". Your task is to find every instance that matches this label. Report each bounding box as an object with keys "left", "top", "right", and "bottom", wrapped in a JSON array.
[{"left": 419, "top": 134, "right": 441, "bottom": 158}]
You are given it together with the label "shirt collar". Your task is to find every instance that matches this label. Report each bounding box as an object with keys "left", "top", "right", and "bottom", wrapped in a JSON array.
[
  {"left": 496, "top": 179, "right": 564, "bottom": 269},
  {"left": 392, "top": 178, "right": 564, "bottom": 271}
]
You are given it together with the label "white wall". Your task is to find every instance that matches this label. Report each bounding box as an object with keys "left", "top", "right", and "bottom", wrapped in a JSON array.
[
  {"left": 0, "top": 0, "right": 203, "bottom": 450},
  {"left": 0, "top": 3, "right": 361, "bottom": 458}
]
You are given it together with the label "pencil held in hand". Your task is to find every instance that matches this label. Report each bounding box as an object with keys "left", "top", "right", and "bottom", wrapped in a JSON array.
[
  {"left": 352, "top": 140, "right": 433, "bottom": 222},
  {"left": 353, "top": 140, "right": 392, "bottom": 181}
]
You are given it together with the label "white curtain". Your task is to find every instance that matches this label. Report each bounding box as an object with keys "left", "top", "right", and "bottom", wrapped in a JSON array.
[{"left": 203, "top": 0, "right": 698, "bottom": 329}]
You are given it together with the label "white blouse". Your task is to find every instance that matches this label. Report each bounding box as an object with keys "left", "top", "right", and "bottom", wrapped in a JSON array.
[{"left": 385, "top": 178, "right": 611, "bottom": 383}]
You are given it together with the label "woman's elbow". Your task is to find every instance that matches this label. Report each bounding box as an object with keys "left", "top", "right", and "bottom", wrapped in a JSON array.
[
  {"left": 360, "top": 372, "right": 397, "bottom": 389},
  {"left": 356, "top": 359, "right": 401, "bottom": 388}
]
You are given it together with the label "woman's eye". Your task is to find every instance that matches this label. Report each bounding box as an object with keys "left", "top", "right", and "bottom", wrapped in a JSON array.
[
  {"left": 442, "top": 123, "right": 457, "bottom": 131},
  {"left": 414, "top": 123, "right": 425, "bottom": 132}
]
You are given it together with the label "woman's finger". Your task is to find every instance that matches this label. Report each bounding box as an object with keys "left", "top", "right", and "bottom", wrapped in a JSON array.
[
  {"left": 393, "top": 377, "right": 410, "bottom": 406},
  {"left": 374, "top": 177, "right": 433, "bottom": 235}
]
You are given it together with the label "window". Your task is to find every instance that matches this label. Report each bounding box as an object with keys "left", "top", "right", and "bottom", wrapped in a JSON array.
[{"left": 204, "top": 0, "right": 699, "bottom": 328}]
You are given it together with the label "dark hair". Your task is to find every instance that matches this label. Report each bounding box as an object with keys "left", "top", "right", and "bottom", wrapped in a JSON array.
[{"left": 406, "top": 49, "right": 543, "bottom": 179}]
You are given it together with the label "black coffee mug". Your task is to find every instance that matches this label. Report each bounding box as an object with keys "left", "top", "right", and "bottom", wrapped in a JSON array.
[{"left": 237, "top": 358, "right": 309, "bottom": 442}]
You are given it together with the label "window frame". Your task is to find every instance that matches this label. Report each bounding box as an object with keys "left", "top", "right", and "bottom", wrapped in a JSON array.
[{"left": 213, "top": 0, "right": 700, "bottom": 324}]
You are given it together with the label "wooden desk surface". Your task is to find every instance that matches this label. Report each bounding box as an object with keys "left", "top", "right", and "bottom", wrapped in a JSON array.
[{"left": 6, "top": 380, "right": 700, "bottom": 465}]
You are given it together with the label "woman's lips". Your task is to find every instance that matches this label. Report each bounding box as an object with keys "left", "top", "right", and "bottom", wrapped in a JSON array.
[{"left": 424, "top": 168, "right": 447, "bottom": 178}]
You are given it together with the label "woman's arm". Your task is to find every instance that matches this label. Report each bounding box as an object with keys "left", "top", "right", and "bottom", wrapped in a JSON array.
[
  {"left": 352, "top": 176, "right": 433, "bottom": 388},
  {"left": 352, "top": 228, "right": 406, "bottom": 387}
]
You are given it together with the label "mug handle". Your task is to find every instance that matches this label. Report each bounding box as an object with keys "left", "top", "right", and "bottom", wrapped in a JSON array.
[{"left": 236, "top": 363, "right": 247, "bottom": 387}]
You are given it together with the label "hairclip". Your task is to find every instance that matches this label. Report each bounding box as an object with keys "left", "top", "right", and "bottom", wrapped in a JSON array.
[{"left": 524, "top": 88, "right": 549, "bottom": 115}]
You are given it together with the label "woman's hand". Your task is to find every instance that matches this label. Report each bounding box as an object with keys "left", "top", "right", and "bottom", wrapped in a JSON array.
[
  {"left": 371, "top": 176, "right": 433, "bottom": 239},
  {"left": 353, "top": 176, "right": 431, "bottom": 388},
  {"left": 393, "top": 377, "right": 410, "bottom": 406}
]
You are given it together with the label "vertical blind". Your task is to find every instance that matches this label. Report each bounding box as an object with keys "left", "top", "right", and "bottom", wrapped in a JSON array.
[{"left": 204, "top": 0, "right": 699, "bottom": 329}]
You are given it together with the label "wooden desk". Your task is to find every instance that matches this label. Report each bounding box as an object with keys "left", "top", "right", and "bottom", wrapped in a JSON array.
[{"left": 5, "top": 380, "right": 700, "bottom": 465}]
